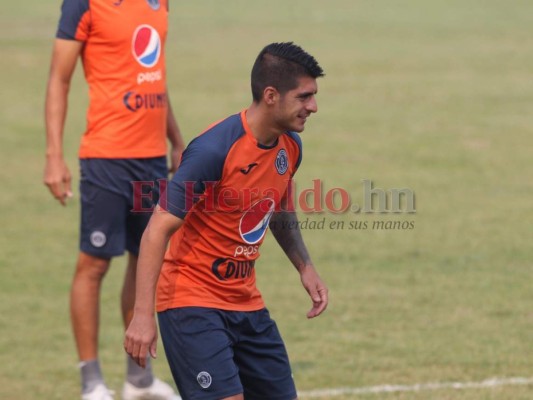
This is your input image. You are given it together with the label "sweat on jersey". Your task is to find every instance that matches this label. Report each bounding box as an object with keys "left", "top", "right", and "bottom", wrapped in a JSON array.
[
  {"left": 57, "top": 0, "right": 169, "bottom": 158},
  {"left": 156, "top": 110, "right": 303, "bottom": 312}
]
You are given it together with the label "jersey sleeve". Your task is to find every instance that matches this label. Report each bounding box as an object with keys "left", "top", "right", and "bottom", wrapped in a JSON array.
[
  {"left": 162, "top": 113, "right": 246, "bottom": 219},
  {"left": 56, "top": 0, "right": 90, "bottom": 41},
  {"left": 162, "top": 136, "right": 227, "bottom": 220}
]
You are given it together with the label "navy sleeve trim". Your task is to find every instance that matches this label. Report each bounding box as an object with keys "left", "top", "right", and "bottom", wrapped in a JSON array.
[{"left": 56, "top": 0, "right": 89, "bottom": 40}]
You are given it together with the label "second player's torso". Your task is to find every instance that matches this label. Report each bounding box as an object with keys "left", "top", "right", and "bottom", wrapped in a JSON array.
[{"left": 80, "top": 0, "right": 169, "bottom": 158}]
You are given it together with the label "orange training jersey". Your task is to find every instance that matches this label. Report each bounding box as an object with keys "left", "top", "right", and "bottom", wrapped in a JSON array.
[
  {"left": 57, "top": 0, "right": 169, "bottom": 158},
  {"left": 156, "top": 110, "right": 303, "bottom": 312}
]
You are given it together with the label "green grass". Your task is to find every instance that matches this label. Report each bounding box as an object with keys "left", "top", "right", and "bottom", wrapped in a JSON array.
[{"left": 1, "top": 1, "right": 532, "bottom": 399}]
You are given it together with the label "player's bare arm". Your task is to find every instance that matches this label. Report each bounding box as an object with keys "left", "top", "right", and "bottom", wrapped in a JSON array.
[
  {"left": 269, "top": 209, "right": 329, "bottom": 318},
  {"left": 166, "top": 91, "right": 185, "bottom": 174},
  {"left": 44, "top": 39, "right": 83, "bottom": 205},
  {"left": 124, "top": 207, "right": 184, "bottom": 368}
]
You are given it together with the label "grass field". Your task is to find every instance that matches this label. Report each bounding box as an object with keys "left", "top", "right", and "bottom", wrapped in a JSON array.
[{"left": 1, "top": 1, "right": 532, "bottom": 399}]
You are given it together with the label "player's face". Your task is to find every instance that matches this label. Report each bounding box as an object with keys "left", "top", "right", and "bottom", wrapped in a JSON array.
[{"left": 275, "top": 76, "right": 318, "bottom": 133}]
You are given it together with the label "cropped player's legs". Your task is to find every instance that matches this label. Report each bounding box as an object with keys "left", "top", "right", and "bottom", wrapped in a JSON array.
[
  {"left": 76, "top": 171, "right": 128, "bottom": 396},
  {"left": 71, "top": 252, "right": 113, "bottom": 397},
  {"left": 76, "top": 176, "right": 127, "bottom": 362},
  {"left": 70, "top": 251, "right": 111, "bottom": 361}
]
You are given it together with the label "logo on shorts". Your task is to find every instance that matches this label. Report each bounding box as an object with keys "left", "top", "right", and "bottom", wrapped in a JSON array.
[
  {"left": 239, "top": 198, "right": 275, "bottom": 244},
  {"left": 197, "top": 371, "right": 212, "bottom": 389},
  {"left": 275, "top": 148, "right": 289, "bottom": 175},
  {"left": 90, "top": 231, "right": 106, "bottom": 248},
  {"left": 146, "top": 0, "right": 160, "bottom": 10},
  {"left": 132, "top": 25, "right": 161, "bottom": 68}
]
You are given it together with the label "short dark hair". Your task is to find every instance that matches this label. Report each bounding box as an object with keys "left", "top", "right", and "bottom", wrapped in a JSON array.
[{"left": 251, "top": 42, "right": 324, "bottom": 102}]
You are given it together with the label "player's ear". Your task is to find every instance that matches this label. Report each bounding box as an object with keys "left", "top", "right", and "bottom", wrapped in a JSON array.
[{"left": 263, "top": 86, "right": 279, "bottom": 105}]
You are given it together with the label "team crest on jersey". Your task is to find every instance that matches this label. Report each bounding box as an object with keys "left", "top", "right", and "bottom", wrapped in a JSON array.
[
  {"left": 146, "top": 0, "right": 160, "bottom": 10},
  {"left": 132, "top": 25, "right": 161, "bottom": 68},
  {"left": 239, "top": 199, "right": 275, "bottom": 244},
  {"left": 275, "top": 148, "right": 289, "bottom": 175}
]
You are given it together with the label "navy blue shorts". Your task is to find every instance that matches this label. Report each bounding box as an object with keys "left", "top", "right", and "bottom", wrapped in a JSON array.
[
  {"left": 79, "top": 157, "right": 167, "bottom": 259},
  {"left": 158, "top": 307, "right": 297, "bottom": 400}
]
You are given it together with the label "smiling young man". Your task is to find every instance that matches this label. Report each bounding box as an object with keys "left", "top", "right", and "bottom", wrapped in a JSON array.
[{"left": 124, "top": 42, "right": 329, "bottom": 400}]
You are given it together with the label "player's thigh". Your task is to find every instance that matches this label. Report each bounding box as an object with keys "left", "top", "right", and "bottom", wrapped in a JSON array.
[
  {"left": 235, "top": 309, "right": 297, "bottom": 400},
  {"left": 158, "top": 307, "right": 243, "bottom": 400},
  {"left": 80, "top": 180, "right": 127, "bottom": 258}
]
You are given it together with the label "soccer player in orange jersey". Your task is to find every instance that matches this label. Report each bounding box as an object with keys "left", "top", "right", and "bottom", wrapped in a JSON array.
[
  {"left": 125, "top": 42, "right": 329, "bottom": 400},
  {"left": 44, "top": 1, "right": 183, "bottom": 399}
]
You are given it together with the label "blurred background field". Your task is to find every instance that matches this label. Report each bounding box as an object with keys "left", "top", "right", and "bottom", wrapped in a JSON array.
[{"left": 0, "top": 0, "right": 532, "bottom": 399}]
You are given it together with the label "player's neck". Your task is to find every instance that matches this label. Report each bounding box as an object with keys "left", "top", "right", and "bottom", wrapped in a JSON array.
[{"left": 245, "top": 103, "right": 282, "bottom": 147}]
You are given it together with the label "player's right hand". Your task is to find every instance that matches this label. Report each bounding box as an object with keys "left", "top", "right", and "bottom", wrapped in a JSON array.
[
  {"left": 124, "top": 313, "right": 158, "bottom": 369},
  {"left": 43, "top": 156, "right": 72, "bottom": 206}
]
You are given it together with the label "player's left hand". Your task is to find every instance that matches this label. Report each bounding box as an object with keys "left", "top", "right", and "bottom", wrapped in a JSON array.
[{"left": 300, "top": 265, "right": 328, "bottom": 318}]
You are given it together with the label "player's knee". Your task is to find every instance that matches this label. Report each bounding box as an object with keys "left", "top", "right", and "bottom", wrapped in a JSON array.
[{"left": 75, "top": 252, "right": 111, "bottom": 280}]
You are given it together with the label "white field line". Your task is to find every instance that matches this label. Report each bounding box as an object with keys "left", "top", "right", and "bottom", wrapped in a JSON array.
[{"left": 298, "top": 377, "right": 533, "bottom": 398}]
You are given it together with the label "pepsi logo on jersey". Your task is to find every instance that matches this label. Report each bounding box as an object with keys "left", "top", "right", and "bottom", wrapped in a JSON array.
[
  {"left": 233, "top": 245, "right": 259, "bottom": 258},
  {"left": 239, "top": 199, "right": 275, "bottom": 244},
  {"left": 132, "top": 25, "right": 161, "bottom": 68},
  {"left": 137, "top": 70, "right": 162, "bottom": 85}
]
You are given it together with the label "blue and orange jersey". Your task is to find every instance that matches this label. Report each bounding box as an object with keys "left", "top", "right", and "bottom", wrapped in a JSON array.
[
  {"left": 156, "top": 110, "right": 303, "bottom": 312},
  {"left": 57, "top": 0, "right": 169, "bottom": 158}
]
